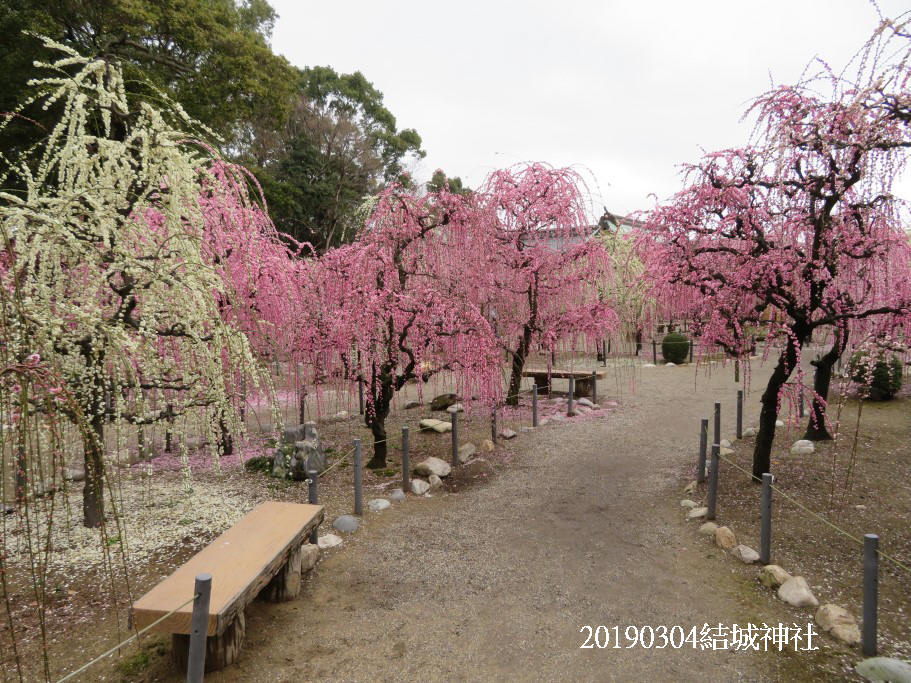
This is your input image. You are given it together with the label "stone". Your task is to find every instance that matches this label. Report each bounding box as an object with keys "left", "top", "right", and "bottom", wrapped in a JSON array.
[
  {"left": 577, "top": 398, "right": 595, "bottom": 408},
  {"left": 458, "top": 443, "right": 477, "bottom": 463},
  {"left": 446, "top": 403, "right": 464, "bottom": 414},
  {"left": 698, "top": 522, "right": 718, "bottom": 536},
  {"left": 642, "top": 363, "right": 656, "bottom": 368},
  {"left": 683, "top": 481, "right": 697, "bottom": 495},
  {"left": 777, "top": 576, "right": 818, "bottom": 608},
  {"left": 856, "top": 504, "right": 866, "bottom": 511},
  {"left": 317, "top": 534, "right": 343, "bottom": 550},
  {"left": 332, "top": 515, "right": 359, "bottom": 533},
  {"left": 480, "top": 439, "right": 495, "bottom": 452},
  {"left": 720, "top": 439, "right": 732, "bottom": 448},
  {"left": 680, "top": 499, "right": 698, "bottom": 508},
  {"left": 281, "top": 424, "right": 307, "bottom": 444},
  {"left": 368, "top": 498, "right": 391, "bottom": 512},
  {"left": 418, "top": 418, "right": 451, "bottom": 434},
  {"left": 404, "top": 400, "right": 422, "bottom": 409},
  {"left": 331, "top": 410, "right": 349, "bottom": 421},
  {"left": 720, "top": 447, "right": 735, "bottom": 457},
  {"left": 414, "top": 456, "right": 451, "bottom": 478},
  {"left": 261, "top": 544, "right": 305, "bottom": 601},
  {"left": 499, "top": 428, "right": 517, "bottom": 440},
  {"left": 605, "top": 401, "right": 619, "bottom": 407},
  {"left": 550, "top": 414, "right": 566, "bottom": 422},
  {"left": 665, "top": 361, "right": 676, "bottom": 367},
  {"left": 731, "top": 544, "right": 760, "bottom": 564},
  {"left": 520, "top": 426, "right": 534, "bottom": 432},
  {"left": 430, "top": 393, "right": 461, "bottom": 411},
  {"left": 428, "top": 474, "right": 443, "bottom": 490},
  {"left": 539, "top": 418, "right": 551, "bottom": 426},
  {"left": 714, "top": 526, "right": 737, "bottom": 549},
  {"left": 815, "top": 604, "right": 860, "bottom": 646},
  {"left": 574, "top": 405, "right": 591, "bottom": 415},
  {"left": 775, "top": 420, "right": 785, "bottom": 427},
  {"left": 64, "top": 467, "right": 85, "bottom": 482},
  {"left": 758, "top": 565, "right": 792, "bottom": 589},
  {"left": 410, "top": 478, "right": 430, "bottom": 495},
  {"left": 790, "top": 439, "right": 815, "bottom": 455},
  {"left": 388, "top": 489, "right": 406, "bottom": 502},
  {"left": 855, "top": 657, "right": 911, "bottom": 682},
  {"left": 743, "top": 427, "right": 757, "bottom": 437},
  {"left": 687, "top": 506, "right": 708, "bottom": 520}
]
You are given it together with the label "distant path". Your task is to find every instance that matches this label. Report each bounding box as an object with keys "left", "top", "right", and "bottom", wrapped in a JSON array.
[{"left": 207, "top": 361, "right": 806, "bottom": 681}]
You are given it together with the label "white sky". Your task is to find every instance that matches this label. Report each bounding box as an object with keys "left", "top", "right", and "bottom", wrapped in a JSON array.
[{"left": 269, "top": 0, "right": 910, "bottom": 218}]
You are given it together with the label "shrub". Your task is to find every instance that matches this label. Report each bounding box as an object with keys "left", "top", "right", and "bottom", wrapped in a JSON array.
[
  {"left": 244, "top": 456, "right": 273, "bottom": 474},
  {"left": 662, "top": 332, "right": 690, "bottom": 364},
  {"left": 849, "top": 352, "right": 902, "bottom": 400}
]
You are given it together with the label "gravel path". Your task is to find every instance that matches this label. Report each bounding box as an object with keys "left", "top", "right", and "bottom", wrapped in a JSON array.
[{"left": 208, "top": 360, "right": 807, "bottom": 682}]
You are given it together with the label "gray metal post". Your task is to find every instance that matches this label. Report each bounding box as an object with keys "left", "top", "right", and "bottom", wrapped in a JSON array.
[
  {"left": 357, "top": 378, "right": 364, "bottom": 415},
  {"left": 689, "top": 340, "right": 694, "bottom": 364},
  {"left": 736, "top": 390, "right": 743, "bottom": 440},
  {"left": 307, "top": 469, "right": 319, "bottom": 544},
  {"left": 567, "top": 377, "right": 575, "bottom": 416},
  {"left": 186, "top": 573, "right": 212, "bottom": 683},
  {"left": 735, "top": 359, "right": 740, "bottom": 383},
  {"left": 799, "top": 387, "right": 805, "bottom": 418},
  {"left": 760, "top": 473, "right": 772, "bottom": 565},
  {"left": 490, "top": 409, "right": 497, "bottom": 443},
  {"left": 697, "top": 418, "right": 708, "bottom": 483},
  {"left": 652, "top": 339, "right": 657, "bottom": 365},
  {"left": 713, "top": 401, "right": 721, "bottom": 447},
  {"left": 863, "top": 534, "right": 879, "bottom": 656},
  {"left": 353, "top": 439, "right": 363, "bottom": 515},
  {"left": 401, "top": 427, "right": 410, "bottom": 494},
  {"left": 532, "top": 384, "right": 538, "bottom": 427},
  {"left": 706, "top": 443, "right": 719, "bottom": 520},
  {"left": 451, "top": 412, "right": 458, "bottom": 466},
  {"left": 591, "top": 370, "right": 598, "bottom": 405}
]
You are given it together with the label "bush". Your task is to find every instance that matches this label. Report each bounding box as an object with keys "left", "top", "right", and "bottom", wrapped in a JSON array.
[
  {"left": 662, "top": 332, "right": 690, "bottom": 364},
  {"left": 244, "top": 455, "right": 273, "bottom": 474},
  {"left": 849, "top": 352, "right": 902, "bottom": 400}
]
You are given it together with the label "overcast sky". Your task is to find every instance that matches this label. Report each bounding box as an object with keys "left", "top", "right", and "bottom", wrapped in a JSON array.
[{"left": 269, "top": 0, "right": 910, "bottom": 218}]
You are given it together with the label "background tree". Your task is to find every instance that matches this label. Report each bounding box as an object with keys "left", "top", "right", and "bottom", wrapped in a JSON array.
[
  {"left": 0, "top": 0, "right": 296, "bottom": 153},
  {"left": 310, "top": 186, "right": 499, "bottom": 468},
  {"left": 470, "top": 164, "right": 617, "bottom": 405},
  {"left": 0, "top": 43, "right": 260, "bottom": 526},
  {"left": 250, "top": 66, "right": 426, "bottom": 251}
]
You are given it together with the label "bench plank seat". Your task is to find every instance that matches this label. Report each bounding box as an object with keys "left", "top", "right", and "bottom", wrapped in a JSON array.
[
  {"left": 521, "top": 368, "right": 604, "bottom": 398},
  {"left": 521, "top": 368, "right": 605, "bottom": 380},
  {"left": 131, "top": 501, "right": 323, "bottom": 637}
]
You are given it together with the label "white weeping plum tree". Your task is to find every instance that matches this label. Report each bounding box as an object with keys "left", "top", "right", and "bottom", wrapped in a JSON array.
[{"left": 0, "top": 40, "right": 261, "bottom": 528}]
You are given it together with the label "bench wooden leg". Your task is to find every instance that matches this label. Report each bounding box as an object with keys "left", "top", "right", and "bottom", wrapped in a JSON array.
[
  {"left": 533, "top": 375, "right": 550, "bottom": 394},
  {"left": 575, "top": 378, "right": 593, "bottom": 398},
  {"left": 260, "top": 543, "right": 319, "bottom": 602},
  {"left": 171, "top": 610, "right": 245, "bottom": 673}
]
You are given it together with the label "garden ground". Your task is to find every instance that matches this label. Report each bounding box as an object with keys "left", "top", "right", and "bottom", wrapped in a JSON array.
[{"left": 6, "top": 354, "right": 909, "bottom": 681}]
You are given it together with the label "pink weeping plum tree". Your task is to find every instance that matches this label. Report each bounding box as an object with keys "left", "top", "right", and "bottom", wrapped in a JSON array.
[
  {"left": 311, "top": 185, "right": 501, "bottom": 468},
  {"left": 638, "top": 72, "right": 911, "bottom": 479},
  {"left": 468, "top": 164, "right": 618, "bottom": 405}
]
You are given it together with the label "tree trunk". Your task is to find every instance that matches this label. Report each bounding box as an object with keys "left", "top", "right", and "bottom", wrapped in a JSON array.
[
  {"left": 83, "top": 413, "right": 105, "bottom": 528},
  {"left": 506, "top": 324, "right": 533, "bottom": 406},
  {"left": 365, "top": 374, "right": 393, "bottom": 469},
  {"left": 804, "top": 329, "right": 847, "bottom": 441},
  {"left": 752, "top": 329, "right": 804, "bottom": 480}
]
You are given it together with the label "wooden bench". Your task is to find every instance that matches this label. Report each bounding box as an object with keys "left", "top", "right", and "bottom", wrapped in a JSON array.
[
  {"left": 130, "top": 501, "right": 324, "bottom": 673},
  {"left": 522, "top": 368, "right": 605, "bottom": 398}
]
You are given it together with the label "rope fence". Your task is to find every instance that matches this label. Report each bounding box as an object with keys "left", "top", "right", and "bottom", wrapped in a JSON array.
[{"left": 699, "top": 392, "right": 911, "bottom": 657}]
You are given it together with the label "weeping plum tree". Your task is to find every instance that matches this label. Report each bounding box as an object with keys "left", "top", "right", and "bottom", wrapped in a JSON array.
[
  {"left": 638, "top": 79, "right": 911, "bottom": 478},
  {"left": 0, "top": 42, "right": 259, "bottom": 526},
  {"left": 311, "top": 186, "right": 500, "bottom": 468},
  {"left": 470, "top": 164, "right": 617, "bottom": 405}
]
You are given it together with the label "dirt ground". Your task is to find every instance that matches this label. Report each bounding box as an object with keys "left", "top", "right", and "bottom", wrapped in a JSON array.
[{"left": 9, "top": 353, "right": 908, "bottom": 681}]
